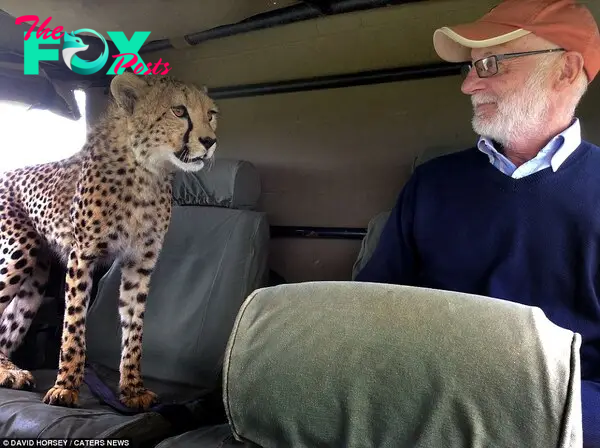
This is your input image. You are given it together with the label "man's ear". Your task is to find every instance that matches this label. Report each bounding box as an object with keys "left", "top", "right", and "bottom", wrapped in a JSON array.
[
  {"left": 110, "top": 72, "right": 150, "bottom": 114},
  {"left": 557, "top": 51, "right": 585, "bottom": 89}
]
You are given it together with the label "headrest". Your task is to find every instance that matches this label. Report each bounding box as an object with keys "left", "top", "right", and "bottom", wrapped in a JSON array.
[
  {"left": 223, "top": 281, "right": 583, "bottom": 447},
  {"left": 172, "top": 158, "right": 261, "bottom": 210}
]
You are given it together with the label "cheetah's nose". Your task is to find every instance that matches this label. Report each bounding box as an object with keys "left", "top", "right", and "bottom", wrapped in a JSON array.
[{"left": 199, "top": 137, "right": 216, "bottom": 149}]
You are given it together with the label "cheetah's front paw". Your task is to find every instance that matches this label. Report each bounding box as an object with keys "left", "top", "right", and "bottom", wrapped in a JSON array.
[
  {"left": 120, "top": 387, "right": 159, "bottom": 411},
  {"left": 43, "top": 386, "right": 79, "bottom": 407},
  {"left": 0, "top": 366, "right": 35, "bottom": 390}
]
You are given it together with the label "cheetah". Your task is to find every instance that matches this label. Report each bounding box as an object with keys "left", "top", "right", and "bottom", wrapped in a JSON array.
[{"left": 0, "top": 72, "right": 218, "bottom": 409}]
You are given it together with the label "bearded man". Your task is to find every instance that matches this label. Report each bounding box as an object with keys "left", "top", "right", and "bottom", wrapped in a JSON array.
[{"left": 355, "top": 0, "right": 600, "bottom": 444}]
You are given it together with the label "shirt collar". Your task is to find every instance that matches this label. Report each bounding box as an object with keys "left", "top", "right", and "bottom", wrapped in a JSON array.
[
  {"left": 548, "top": 118, "right": 581, "bottom": 171},
  {"left": 476, "top": 118, "right": 581, "bottom": 172}
]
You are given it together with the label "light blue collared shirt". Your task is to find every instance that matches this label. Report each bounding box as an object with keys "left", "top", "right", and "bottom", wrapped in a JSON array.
[{"left": 477, "top": 118, "right": 582, "bottom": 178}]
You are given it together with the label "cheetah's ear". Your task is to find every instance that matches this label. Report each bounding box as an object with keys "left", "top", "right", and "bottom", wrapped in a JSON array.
[{"left": 110, "top": 72, "right": 149, "bottom": 115}]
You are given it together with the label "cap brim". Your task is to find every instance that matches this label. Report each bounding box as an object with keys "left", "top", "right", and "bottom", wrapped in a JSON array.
[{"left": 433, "top": 22, "right": 531, "bottom": 62}]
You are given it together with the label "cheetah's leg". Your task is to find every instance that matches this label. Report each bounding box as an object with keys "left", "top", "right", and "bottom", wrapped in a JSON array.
[
  {"left": 117, "top": 253, "right": 161, "bottom": 410},
  {"left": 0, "top": 253, "right": 50, "bottom": 351},
  {"left": 43, "top": 249, "right": 95, "bottom": 407},
  {"left": 0, "top": 253, "right": 50, "bottom": 390},
  {"left": 0, "top": 212, "right": 46, "bottom": 390}
]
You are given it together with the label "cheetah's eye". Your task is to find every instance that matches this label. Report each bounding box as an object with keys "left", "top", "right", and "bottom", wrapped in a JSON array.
[
  {"left": 171, "top": 106, "right": 187, "bottom": 118},
  {"left": 208, "top": 110, "right": 218, "bottom": 121}
]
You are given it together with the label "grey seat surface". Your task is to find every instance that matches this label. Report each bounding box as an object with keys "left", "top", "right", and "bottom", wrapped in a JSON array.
[
  {"left": 0, "top": 369, "right": 172, "bottom": 442},
  {"left": 155, "top": 423, "right": 251, "bottom": 448},
  {"left": 0, "top": 159, "right": 270, "bottom": 445}
]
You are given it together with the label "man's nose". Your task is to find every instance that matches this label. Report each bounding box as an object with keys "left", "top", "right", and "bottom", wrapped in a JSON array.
[
  {"left": 199, "top": 136, "right": 216, "bottom": 149},
  {"left": 461, "top": 66, "right": 485, "bottom": 95}
]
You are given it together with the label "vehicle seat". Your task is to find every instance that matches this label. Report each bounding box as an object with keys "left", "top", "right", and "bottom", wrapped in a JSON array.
[
  {"left": 351, "top": 210, "right": 390, "bottom": 279},
  {"left": 352, "top": 144, "right": 463, "bottom": 279},
  {"left": 0, "top": 158, "right": 270, "bottom": 446},
  {"left": 221, "top": 281, "right": 583, "bottom": 447},
  {"left": 155, "top": 423, "right": 248, "bottom": 448},
  {"left": 154, "top": 280, "right": 583, "bottom": 447}
]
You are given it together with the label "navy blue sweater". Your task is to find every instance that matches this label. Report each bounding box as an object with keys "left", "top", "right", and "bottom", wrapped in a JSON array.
[{"left": 356, "top": 141, "right": 600, "bottom": 445}]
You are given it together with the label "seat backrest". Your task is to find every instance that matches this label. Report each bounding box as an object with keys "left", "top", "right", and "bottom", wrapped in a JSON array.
[
  {"left": 353, "top": 146, "right": 462, "bottom": 278},
  {"left": 85, "top": 158, "right": 270, "bottom": 389},
  {"left": 223, "top": 281, "right": 583, "bottom": 448},
  {"left": 352, "top": 211, "right": 390, "bottom": 279}
]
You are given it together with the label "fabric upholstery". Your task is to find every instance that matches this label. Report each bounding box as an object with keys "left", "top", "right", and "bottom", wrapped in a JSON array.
[
  {"left": 155, "top": 423, "right": 251, "bottom": 448},
  {"left": 223, "top": 281, "right": 583, "bottom": 448},
  {"left": 0, "top": 369, "right": 171, "bottom": 442},
  {"left": 172, "top": 158, "right": 261, "bottom": 210},
  {"left": 352, "top": 211, "right": 390, "bottom": 279}
]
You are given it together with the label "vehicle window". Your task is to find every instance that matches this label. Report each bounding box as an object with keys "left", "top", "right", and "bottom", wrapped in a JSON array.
[{"left": 0, "top": 89, "right": 86, "bottom": 172}]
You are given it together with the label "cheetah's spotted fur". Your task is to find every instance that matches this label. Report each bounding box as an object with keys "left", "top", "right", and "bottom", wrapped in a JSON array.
[{"left": 0, "top": 72, "right": 218, "bottom": 409}]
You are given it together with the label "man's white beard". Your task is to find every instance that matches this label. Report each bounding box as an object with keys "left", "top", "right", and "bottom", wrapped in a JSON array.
[{"left": 471, "top": 67, "right": 552, "bottom": 146}]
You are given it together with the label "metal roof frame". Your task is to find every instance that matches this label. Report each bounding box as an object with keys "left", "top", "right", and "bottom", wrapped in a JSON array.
[{"left": 140, "top": 0, "right": 435, "bottom": 53}]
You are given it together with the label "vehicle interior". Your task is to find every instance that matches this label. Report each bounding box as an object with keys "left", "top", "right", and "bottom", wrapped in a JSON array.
[{"left": 0, "top": 0, "right": 598, "bottom": 446}]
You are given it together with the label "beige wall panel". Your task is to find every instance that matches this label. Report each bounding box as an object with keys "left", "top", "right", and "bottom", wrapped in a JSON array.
[
  {"left": 270, "top": 238, "right": 365, "bottom": 283},
  {"left": 158, "top": 1, "right": 501, "bottom": 87},
  {"left": 213, "top": 76, "right": 476, "bottom": 228}
]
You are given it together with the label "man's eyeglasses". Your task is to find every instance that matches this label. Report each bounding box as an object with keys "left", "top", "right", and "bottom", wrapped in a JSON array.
[{"left": 461, "top": 48, "right": 566, "bottom": 78}]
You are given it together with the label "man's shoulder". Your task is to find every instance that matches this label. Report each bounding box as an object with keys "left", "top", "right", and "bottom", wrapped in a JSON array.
[
  {"left": 413, "top": 146, "right": 483, "bottom": 175},
  {"left": 565, "top": 140, "right": 600, "bottom": 168},
  {"left": 581, "top": 140, "right": 600, "bottom": 153}
]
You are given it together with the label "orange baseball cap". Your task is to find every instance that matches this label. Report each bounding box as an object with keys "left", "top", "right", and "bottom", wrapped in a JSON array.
[{"left": 433, "top": 0, "right": 600, "bottom": 82}]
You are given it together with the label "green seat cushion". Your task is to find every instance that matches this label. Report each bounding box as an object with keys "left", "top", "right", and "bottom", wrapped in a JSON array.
[{"left": 223, "top": 281, "right": 582, "bottom": 448}]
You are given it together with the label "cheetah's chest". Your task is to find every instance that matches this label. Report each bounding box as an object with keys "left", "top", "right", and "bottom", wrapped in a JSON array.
[
  {"left": 74, "top": 166, "right": 172, "bottom": 260},
  {"left": 116, "top": 190, "right": 172, "bottom": 259}
]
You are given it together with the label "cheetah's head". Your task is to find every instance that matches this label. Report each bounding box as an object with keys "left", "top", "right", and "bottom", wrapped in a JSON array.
[{"left": 110, "top": 72, "right": 219, "bottom": 173}]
